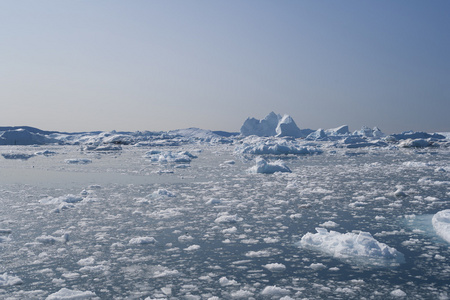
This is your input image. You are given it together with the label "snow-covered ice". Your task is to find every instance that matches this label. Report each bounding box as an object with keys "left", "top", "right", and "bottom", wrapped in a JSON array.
[{"left": 299, "top": 228, "right": 405, "bottom": 267}]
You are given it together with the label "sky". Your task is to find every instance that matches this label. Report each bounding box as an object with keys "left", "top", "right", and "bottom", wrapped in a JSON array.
[{"left": 1, "top": 1, "right": 449, "bottom": 134}]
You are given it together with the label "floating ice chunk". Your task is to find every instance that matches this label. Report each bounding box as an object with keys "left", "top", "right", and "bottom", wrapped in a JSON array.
[
  {"left": 39, "top": 194, "right": 84, "bottom": 205},
  {"left": 151, "top": 189, "right": 176, "bottom": 198},
  {"left": 77, "top": 257, "right": 95, "bottom": 266},
  {"left": 65, "top": 158, "right": 92, "bottom": 164},
  {"left": 144, "top": 150, "right": 196, "bottom": 163},
  {"left": 309, "top": 263, "right": 326, "bottom": 270},
  {"left": 35, "top": 149, "right": 57, "bottom": 156},
  {"left": 0, "top": 272, "right": 22, "bottom": 286},
  {"left": 263, "top": 263, "right": 286, "bottom": 272},
  {"left": 399, "top": 139, "right": 432, "bottom": 148},
  {"left": 230, "top": 290, "right": 254, "bottom": 298},
  {"left": 394, "top": 188, "right": 407, "bottom": 198},
  {"left": 46, "top": 287, "right": 96, "bottom": 299},
  {"left": 178, "top": 234, "right": 194, "bottom": 243},
  {"left": 248, "top": 158, "right": 291, "bottom": 174},
  {"left": 206, "top": 198, "right": 221, "bottom": 205},
  {"left": 219, "top": 276, "right": 239, "bottom": 286},
  {"left": 319, "top": 221, "right": 338, "bottom": 228},
  {"left": 129, "top": 236, "right": 157, "bottom": 245},
  {"left": 235, "top": 136, "right": 320, "bottom": 155},
  {"left": 1, "top": 153, "right": 35, "bottom": 160},
  {"left": 432, "top": 209, "right": 450, "bottom": 243},
  {"left": 215, "top": 213, "right": 241, "bottom": 224},
  {"left": 260, "top": 286, "right": 290, "bottom": 296},
  {"left": 222, "top": 227, "right": 238, "bottom": 234},
  {"left": 390, "top": 289, "right": 407, "bottom": 297},
  {"left": 184, "top": 245, "right": 200, "bottom": 251},
  {"left": 36, "top": 233, "right": 69, "bottom": 244},
  {"left": 299, "top": 228, "right": 405, "bottom": 267}
]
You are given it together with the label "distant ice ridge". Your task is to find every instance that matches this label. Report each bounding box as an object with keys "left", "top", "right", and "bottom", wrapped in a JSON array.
[
  {"left": 432, "top": 209, "right": 450, "bottom": 243},
  {"left": 144, "top": 150, "right": 197, "bottom": 163},
  {"left": 235, "top": 136, "right": 322, "bottom": 155},
  {"left": 299, "top": 228, "right": 405, "bottom": 267}
]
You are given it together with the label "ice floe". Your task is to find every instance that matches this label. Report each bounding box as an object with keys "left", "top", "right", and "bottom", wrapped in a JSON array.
[
  {"left": 248, "top": 157, "right": 291, "bottom": 174},
  {"left": 299, "top": 228, "right": 405, "bottom": 267},
  {"left": 432, "top": 209, "right": 450, "bottom": 243},
  {"left": 0, "top": 273, "right": 23, "bottom": 286},
  {"left": 45, "top": 288, "right": 96, "bottom": 299}
]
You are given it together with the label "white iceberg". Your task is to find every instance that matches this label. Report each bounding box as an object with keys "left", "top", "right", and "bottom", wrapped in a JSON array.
[
  {"left": 240, "top": 112, "right": 310, "bottom": 138},
  {"left": 299, "top": 228, "right": 404, "bottom": 267},
  {"left": 240, "top": 111, "right": 281, "bottom": 137},
  {"left": 432, "top": 209, "right": 450, "bottom": 243},
  {"left": 275, "top": 114, "right": 304, "bottom": 137}
]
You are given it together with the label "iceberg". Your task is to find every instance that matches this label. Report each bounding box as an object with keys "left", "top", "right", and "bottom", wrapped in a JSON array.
[
  {"left": 432, "top": 209, "right": 450, "bottom": 243},
  {"left": 326, "top": 125, "right": 350, "bottom": 136},
  {"left": 299, "top": 228, "right": 405, "bottom": 267},
  {"left": 240, "top": 112, "right": 311, "bottom": 138},
  {"left": 275, "top": 114, "right": 303, "bottom": 137},
  {"left": 240, "top": 111, "right": 281, "bottom": 137}
]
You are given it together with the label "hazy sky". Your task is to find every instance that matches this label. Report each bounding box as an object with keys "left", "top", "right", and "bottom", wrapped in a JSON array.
[{"left": 1, "top": 1, "right": 449, "bottom": 133}]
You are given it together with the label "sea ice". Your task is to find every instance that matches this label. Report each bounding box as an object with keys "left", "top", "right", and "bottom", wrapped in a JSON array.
[
  {"left": 129, "top": 236, "right": 157, "bottom": 245},
  {"left": 263, "top": 263, "right": 286, "bottom": 272},
  {"left": 260, "top": 286, "right": 290, "bottom": 296},
  {"left": 248, "top": 157, "right": 291, "bottom": 174},
  {"left": 432, "top": 209, "right": 450, "bottom": 243},
  {"left": 299, "top": 228, "right": 405, "bottom": 266},
  {"left": 0, "top": 273, "right": 23, "bottom": 286},
  {"left": 45, "top": 287, "right": 96, "bottom": 299}
]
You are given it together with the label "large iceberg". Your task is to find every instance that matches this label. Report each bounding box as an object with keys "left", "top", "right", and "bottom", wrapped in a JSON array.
[
  {"left": 240, "top": 112, "right": 311, "bottom": 138},
  {"left": 299, "top": 228, "right": 405, "bottom": 267},
  {"left": 432, "top": 209, "right": 450, "bottom": 243}
]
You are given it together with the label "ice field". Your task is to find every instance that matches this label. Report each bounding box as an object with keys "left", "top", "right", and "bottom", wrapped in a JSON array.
[
  {"left": 0, "top": 141, "right": 449, "bottom": 299},
  {"left": 0, "top": 119, "right": 449, "bottom": 299}
]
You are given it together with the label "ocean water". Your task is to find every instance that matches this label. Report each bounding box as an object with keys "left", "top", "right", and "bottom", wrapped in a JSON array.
[{"left": 0, "top": 144, "right": 449, "bottom": 299}]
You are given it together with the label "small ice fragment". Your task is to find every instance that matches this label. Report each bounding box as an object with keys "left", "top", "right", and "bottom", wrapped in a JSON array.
[
  {"left": 0, "top": 273, "right": 22, "bottom": 286},
  {"left": 129, "top": 237, "right": 157, "bottom": 245},
  {"left": 263, "top": 263, "right": 286, "bottom": 272},
  {"left": 319, "top": 221, "right": 338, "bottom": 228},
  {"left": 260, "top": 286, "right": 290, "bottom": 296},
  {"left": 390, "top": 289, "right": 407, "bottom": 297}
]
